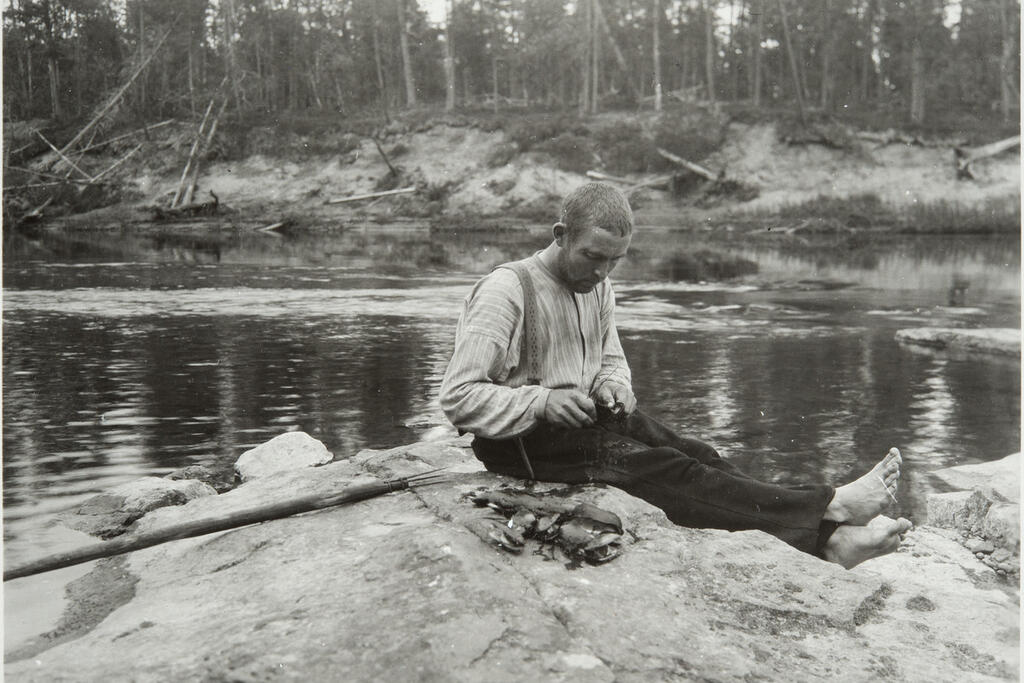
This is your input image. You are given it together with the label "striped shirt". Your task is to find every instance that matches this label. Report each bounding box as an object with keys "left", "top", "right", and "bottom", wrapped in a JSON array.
[{"left": 440, "top": 253, "right": 631, "bottom": 439}]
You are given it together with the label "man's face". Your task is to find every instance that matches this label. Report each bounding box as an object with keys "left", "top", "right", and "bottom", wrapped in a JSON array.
[{"left": 554, "top": 223, "right": 631, "bottom": 293}]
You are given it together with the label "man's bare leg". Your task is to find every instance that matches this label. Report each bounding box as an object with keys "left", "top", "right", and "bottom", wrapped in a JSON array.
[
  {"left": 822, "top": 516, "right": 914, "bottom": 569},
  {"left": 824, "top": 448, "right": 902, "bottom": 525}
]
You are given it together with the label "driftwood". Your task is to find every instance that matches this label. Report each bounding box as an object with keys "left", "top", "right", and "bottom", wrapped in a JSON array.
[
  {"left": 954, "top": 135, "right": 1021, "bottom": 180},
  {"left": 586, "top": 170, "right": 670, "bottom": 194},
  {"left": 171, "top": 99, "right": 215, "bottom": 207},
  {"left": 78, "top": 119, "right": 174, "bottom": 154},
  {"left": 656, "top": 147, "right": 720, "bottom": 182},
  {"left": 4, "top": 470, "right": 447, "bottom": 582},
  {"left": 325, "top": 186, "right": 416, "bottom": 205},
  {"left": 181, "top": 96, "right": 229, "bottom": 206}
]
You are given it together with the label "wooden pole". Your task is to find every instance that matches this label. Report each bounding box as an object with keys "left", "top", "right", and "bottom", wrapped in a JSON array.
[
  {"left": 657, "top": 147, "right": 719, "bottom": 181},
  {"left": 5, "top": 472, "right": 446, "bottom": 582},
  {"left": 172, "top": 99, "right": 214, "bottom": 208},
  {"left": 324, "top": 187, "right": 417, "bottom": 205}
]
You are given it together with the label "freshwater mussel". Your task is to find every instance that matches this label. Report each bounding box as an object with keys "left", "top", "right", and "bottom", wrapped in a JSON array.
[{"left": 469, "top": 489, "right": 624, "bottom": 565}]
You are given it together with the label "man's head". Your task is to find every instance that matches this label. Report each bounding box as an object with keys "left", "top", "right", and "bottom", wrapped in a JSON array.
[{"left": 551, "top": 183, "right": 633, "bottom": 293}]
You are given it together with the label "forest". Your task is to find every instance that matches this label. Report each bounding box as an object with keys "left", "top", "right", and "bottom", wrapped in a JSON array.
[{"left": 3, "top": 0, "right": 1020, "bottom": 132}]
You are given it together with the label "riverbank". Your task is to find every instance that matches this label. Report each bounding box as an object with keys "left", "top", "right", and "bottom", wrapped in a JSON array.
[
  {"left": 11, "top": 108, "right": 1020, "bottom": 239},
  {"left": 5, "top": 431, "right": 1019, "bottom": 681}
]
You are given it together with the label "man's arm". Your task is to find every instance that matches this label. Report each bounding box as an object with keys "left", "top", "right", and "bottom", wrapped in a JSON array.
[
  {"left": 439, "top": 271, "right": 551, "bottom": 439},
  {"left": 591, "top": 281, "right": 636, "bottom": 413}
]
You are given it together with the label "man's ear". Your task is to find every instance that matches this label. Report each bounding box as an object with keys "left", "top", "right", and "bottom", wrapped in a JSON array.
[{"left": 553, "top": 222, "right": 568, "bottom": 246}]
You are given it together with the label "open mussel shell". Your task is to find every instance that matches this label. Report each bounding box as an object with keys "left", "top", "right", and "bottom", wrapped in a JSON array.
[
  {"left": 569, "top": 502, "right": 623, "bottom": 534},
  {"left": 583, "top": 543, "right": 622, "bottom": 564}
]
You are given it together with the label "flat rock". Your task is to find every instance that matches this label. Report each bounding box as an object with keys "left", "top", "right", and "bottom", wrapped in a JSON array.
[
  {"left": 895, "top": 327, "right": 1021, "bottom": 358},
  {"left": 8, "top": 438, "right": 1018, "bottom": 682},
  {"left": 233, "top": 431, "right": 333, "bottom": 482},
  {"left": 931, "top": 453, "right": 1020, "bottom": 502}
]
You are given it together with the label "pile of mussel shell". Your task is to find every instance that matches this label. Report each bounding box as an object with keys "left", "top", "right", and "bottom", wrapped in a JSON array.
[{"left": 468, "top": 489, "right": 624, "bottom": 565}]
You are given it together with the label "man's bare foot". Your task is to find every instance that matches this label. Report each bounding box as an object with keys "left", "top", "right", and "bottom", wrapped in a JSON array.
[
  {"left": 822, "top": 516, "right": 914, "bottom": 569},
  {"left": 823, "top": 448, "right": 902, "bottom": 525}
]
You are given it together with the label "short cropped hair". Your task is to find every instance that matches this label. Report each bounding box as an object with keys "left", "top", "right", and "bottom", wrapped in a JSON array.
[{"left": 559, "top": 182, "right": 634, "bottom": 242}]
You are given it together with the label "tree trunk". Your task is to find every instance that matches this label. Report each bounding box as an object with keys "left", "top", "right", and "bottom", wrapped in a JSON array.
[
  {"left": 909, "top": 36, "right": 925, "bottom": 124},
  {"left": 820, "top": 0, "right": 832, "bottom": 109},
  {"left": 653, "top": 0, "right": 662, "bottom": 111},
  {"left": 372, "top": 21, "right": 389, "bottom": 121},
  {"left": 445, "top": 0, "right": 456, "bottom": 111},
  {"left": 861, "top": 0, "right": 875, "bottom": 103},
  {"left": 580, "top": 0, "right": 591, "bottom": 115},
  {"left": 777, "top": 0, "right": 804, "bottom": 121},
  {"left": 595, "top": 0, "right": 639, "bottom": 100},
  {"left": 397, "top": 0, "right": 417, "bottom": 106},
  {"left": 999, "top": 0, "right": 1016, "bottom": 122},
  {"left": 752, "top": 0, "right": 763, "bottom": 105},
  {"left": 591, "top": 0, "right": 600, "bottom": 113},
  {"left": 27, "top": 49, "right": 35, "bottom": 118},
  {"left": 704, "top": 0, "right": 716, "bottom": 102},
  {"left": 47, "top": 57, "right": 62, "bottom": 119}
]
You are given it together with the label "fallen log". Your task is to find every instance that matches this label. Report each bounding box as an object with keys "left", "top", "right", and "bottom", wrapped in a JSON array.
[
  {"left": 4, "top": 469, "right": 447, "bottom": 581},
  {"left": 78, "top": 119, "right": 175, "bottom": 154},
  {"left": 325, "top": 186, "right": 416, "bottom": 205},
  {"left": 656, "top": 147, "right": 719, "bottom": 182},
  {"left": 954, "top": 135, "right": 1021, "bottom": 180},
  {"left": 171, "top": 98, "right": 216, "bottom": 208}
]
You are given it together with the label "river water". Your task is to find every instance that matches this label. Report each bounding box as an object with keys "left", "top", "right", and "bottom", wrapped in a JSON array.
[{"left": 3, "top": 224, "right": 1020, "bottom": 576}]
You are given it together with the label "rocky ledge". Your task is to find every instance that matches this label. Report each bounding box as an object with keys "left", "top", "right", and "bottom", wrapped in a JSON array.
[
  {"left": 5, "top": 433, "right": 1019, "bottom": 682},
  {"left": 895, "top": 327, "right": 1021, "bottom": 359}
]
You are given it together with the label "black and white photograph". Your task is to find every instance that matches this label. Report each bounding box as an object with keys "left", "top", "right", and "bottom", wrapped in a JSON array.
[{"left": 3, "top": 0, "right": 1020, "bottom": 679}]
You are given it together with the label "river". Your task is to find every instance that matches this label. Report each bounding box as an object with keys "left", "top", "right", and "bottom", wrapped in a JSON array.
[{"left": 3, "top": 223, "right": 1020, "bottom": 577}]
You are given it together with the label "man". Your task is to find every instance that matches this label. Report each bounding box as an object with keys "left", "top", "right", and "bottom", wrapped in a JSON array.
[{"left": 440, "top": 182, "right": 912, "bottom": 569}]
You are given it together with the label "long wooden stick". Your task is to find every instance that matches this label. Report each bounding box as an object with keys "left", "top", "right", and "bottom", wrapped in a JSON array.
[
  {"left": 656, "top": 147, "right": 719, "bottom": 181},
  {"left": 325, "top": 186, "right": 416, "bottom": 204},
  {"left": 78, "top": 119, "right": 175, "bottom": 154},
  {"left": 182, "top": 96, "right": 229, "bottom": 205},
  {"left": 172, "top": 98, "right": 215, "bottom": 208},
  {"left": 4, "top": 471, "right": 446, "bottom": 582}
]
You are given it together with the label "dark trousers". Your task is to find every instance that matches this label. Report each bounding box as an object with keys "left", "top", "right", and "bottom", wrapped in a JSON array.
[{"left": 472, "top": 410, "right": 838, "bottom": 557}]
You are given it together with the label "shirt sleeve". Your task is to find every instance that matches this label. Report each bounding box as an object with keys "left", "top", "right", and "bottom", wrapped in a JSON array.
[
  {"left": 591, "top": 280, "right": 632, "bottom": 394},
  {"left": 439, "top": 269, "right": 551, "bottom": 439}
]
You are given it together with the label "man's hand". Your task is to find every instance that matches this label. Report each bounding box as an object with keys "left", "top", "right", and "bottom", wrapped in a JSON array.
[
  {"left": 593, "top": 382, "right": 637, "bottom": 416},
  {"left": 543, "top": 389, "right": 597, "bottom": 428}
]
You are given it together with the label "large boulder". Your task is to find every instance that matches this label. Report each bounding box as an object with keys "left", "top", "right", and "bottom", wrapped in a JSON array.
[
  {"left": 233, "top": 431, "right": 333, "bottom": 482},
  {"left": 6, "top": 437, "right": 1018, "bottom": 682}
]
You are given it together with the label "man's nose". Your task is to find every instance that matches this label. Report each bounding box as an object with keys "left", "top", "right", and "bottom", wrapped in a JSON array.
[{"left": 593, "top": 262, "right": 609, "bottom": 278}]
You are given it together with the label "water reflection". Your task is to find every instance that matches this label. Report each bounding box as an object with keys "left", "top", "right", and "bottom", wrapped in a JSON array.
[{"left": 2, "top": 226, "right": 1020, "bottom": 569}]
